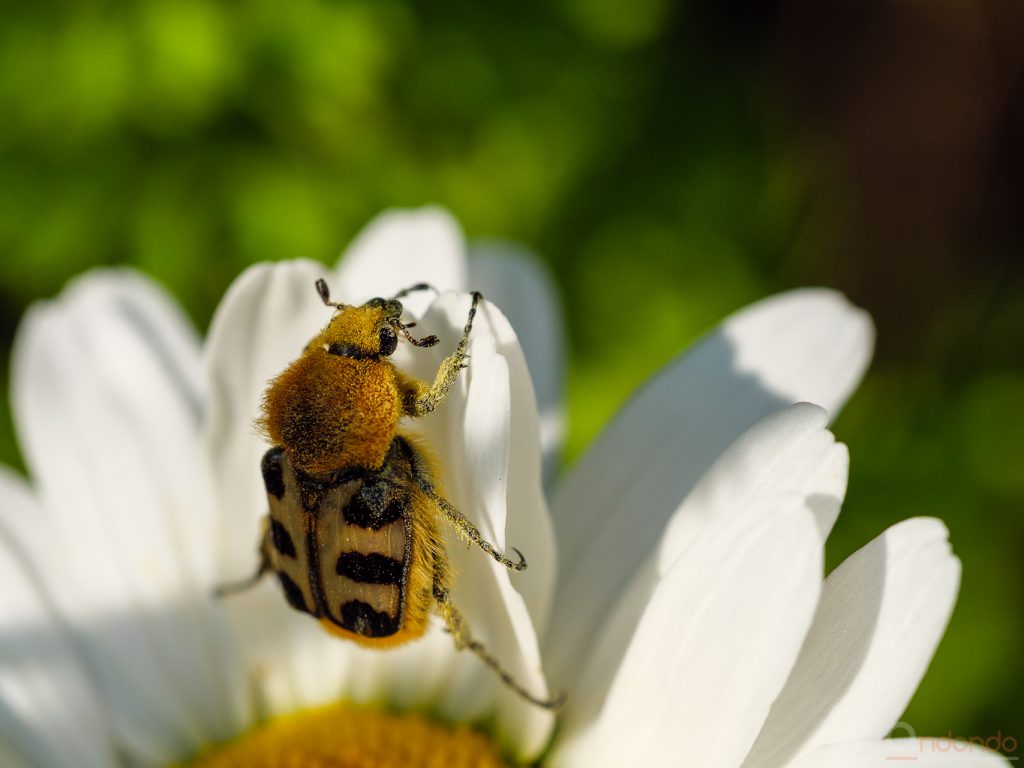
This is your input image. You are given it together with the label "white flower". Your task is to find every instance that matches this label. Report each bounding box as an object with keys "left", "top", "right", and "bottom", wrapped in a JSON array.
[{"left": 0, "top": 207, "right": 1009, "bottom": 768}]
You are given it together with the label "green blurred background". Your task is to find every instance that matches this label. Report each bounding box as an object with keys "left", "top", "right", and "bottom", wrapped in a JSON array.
[{"left": 0, "top": 0, "right": 1021, "bottom": 748}]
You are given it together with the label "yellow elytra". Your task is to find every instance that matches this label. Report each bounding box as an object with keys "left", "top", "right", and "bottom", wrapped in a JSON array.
[
  {"left": 221, "top": 279, "right": 560, "bottom": 709},
  {"left": 258, "top": 434, "right": 448, "bottom": 650}
]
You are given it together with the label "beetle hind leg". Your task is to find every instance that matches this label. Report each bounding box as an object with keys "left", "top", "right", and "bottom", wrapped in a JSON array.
[{"left": 431, "top": 556, "right": 563, "bottom": 710}]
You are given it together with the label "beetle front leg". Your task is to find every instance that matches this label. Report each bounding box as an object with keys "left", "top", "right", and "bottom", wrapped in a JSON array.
[{"left": 400, "top": 291, "right": 481, "bottom": 417}]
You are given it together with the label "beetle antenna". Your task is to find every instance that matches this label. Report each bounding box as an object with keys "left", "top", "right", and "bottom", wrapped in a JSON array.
[
  {"left": 395, "top": 319, "right": 439, "bottom": 348},
  {"left": 393, "top": 282, "right": 437, "bottom": 300},
  {"left": 315, "top": 278, "right": 347, "bottom": 309}
]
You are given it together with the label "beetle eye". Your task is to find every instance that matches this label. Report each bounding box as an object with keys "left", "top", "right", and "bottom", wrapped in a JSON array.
[{"left": 379, "top": 327, "right": 398, "bottom": 356}]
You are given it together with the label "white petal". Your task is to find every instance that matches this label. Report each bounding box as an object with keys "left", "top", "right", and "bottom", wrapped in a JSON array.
[
  {"left": 334, "top": 207, "right": 468, "bottom": 313},
  {"left": 14, "top": 269, "right": 210, "bottom": 576},
  {"left": 552, "top": 288, "right": 870, "bottom": 570},
  {"left": 468, "top": 241, "right": 565, "bottom": 485},
  {"left": 786, "top": 739, "right": 1013, "bottom": 768},
  {"left": 547, "top": 289, "right": 867, "bottom": 686},
  {"left": 0, "top": 469, "right": 115, "bottom": 768},
  {"left": 656, "top": 403, "right": 848, "bottom": 564},
  {"left": 725, "top": 288, "right": 874, "bottom": 422},
  {"left": 546, "top": 403, "right": 847, "bottom": 697},
  {"left": 743, "top": 518, "right": 962, "bottom": 768},
  {"left": 380, "top": 293, "right": 556, "bottom": 759},
  {"left": 10, "top": 269, "right": 240, "bottom": 761},
  {"left": 551, "top": 498, "right": 823, "bottom": 768}
]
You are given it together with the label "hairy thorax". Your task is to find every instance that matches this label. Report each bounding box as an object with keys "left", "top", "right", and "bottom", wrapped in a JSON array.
[{"left": 260, "top": 350, "right": 400, "bottom": 475}]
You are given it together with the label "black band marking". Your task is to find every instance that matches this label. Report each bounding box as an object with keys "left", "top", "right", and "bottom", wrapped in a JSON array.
[
  {"left": 305, "top": 511, "right": 326, "bottom": 617},
  {"left": 261, "top": 448, "right": 286, "bottom": 499},
  {"left": 269, "top": 519, "right": 296, "bottom": 558},
  {"left": 277, "top": 572, "right": 313, "bottom": 615},
  {"left": 340, "top": 600, "right": 399, "bottom": 637},
  {"left": 336, "top": 552, "right": 403, "bottom": 585},
  {"left": 328, "top": 342, "right": 377, "bottom": 360}
]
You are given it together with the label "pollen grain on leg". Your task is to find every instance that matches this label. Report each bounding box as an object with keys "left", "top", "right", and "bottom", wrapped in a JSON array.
[{"left": 185, "top": 703, "right": 509, "bottom": 768}]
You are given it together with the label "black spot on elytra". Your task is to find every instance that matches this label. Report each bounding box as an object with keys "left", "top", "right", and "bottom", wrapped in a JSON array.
[
  {"left": 343, "top": 484, "right": 405, "bottom": 529},
  {"left": 277, "top": 572, "right": 312, "bottom": 615},
  {"left": 336, "top": 552, "right": 403, "bottom": 585},
  {"left": 261, "top": 448, "right": 286, "bottom": 499},
  {"left": 270, "top": 519, "right": 296, "bottom": 558},
  {"left": 340, "top": 600, "right": 399, "bottom": 637}
]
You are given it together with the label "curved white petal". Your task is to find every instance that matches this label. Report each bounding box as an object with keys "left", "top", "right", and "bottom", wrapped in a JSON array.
[
  {"left": 9, "top": 269, "right": 239, "bottom": 762},
  {"left": 725, "top": 288, "right": 874, "bottom": 423},
  {"left": 743, "top": 518, "right": 962, "bottom": 768},
  {"left": 547, "top": 289, "right": 869, "bottom": 690},
  {"left": 547, "top": 403, "right": 847, "bottom": 697},
  {"left": 550, "top": 498, "right": 823, "bottom": 768},
  {"left": 334, "top": 207, "right": 468, "bottom": 313},
  {"left": 655, "top": 403, "right": 847, "bottom": 566},
  {"left": 468, "top": 241, "right": 565, "bottom": 485},
  {"left": 0, "top": 468, "right": 115, "bottom": 768},
  {"left": 786, "top": 739, "right": 1013, "bottom": 768},
  {"left": 386, "top": 293, "right": 556, "bottom": 759}
]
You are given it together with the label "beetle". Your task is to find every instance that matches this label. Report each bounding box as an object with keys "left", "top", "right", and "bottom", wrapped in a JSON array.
[{"left": 220, "top": 279, "right": 559, "bottom": 709}]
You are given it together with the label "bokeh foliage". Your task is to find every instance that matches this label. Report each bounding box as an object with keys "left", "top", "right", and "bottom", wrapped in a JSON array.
[{"left": 1, "top": 0, "right": 1021, "bottom": 747}]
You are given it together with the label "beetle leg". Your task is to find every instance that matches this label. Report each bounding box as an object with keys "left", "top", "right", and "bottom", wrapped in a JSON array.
[
  {"left": 431, "top": 559, "right": 563, "bottom": 710},
  {"left": 402, "top": 292, "right": 481, "bottom": 417},
  {"left": 213, "top": 516, "right": 273, "bottom": 598},
  {"left": 431, "top": 493, "right": 526, "bottom": 571},
  {"left": 399, "top": 433, "right": 526, "bottom": 572}
]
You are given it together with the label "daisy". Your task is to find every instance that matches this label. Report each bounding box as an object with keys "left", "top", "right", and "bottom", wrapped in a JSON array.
[{"left": 0, "top": 208, "right": 1009, "bottom": 767}]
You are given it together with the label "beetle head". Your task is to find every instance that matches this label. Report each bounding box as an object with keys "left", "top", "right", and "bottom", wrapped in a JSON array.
[{"left": 316, "top": 279, "right": 439, "bottom": 357}]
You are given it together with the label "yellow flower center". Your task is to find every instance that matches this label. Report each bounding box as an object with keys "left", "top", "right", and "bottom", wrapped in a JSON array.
[{"left": 185, "top": 703, "right": 510, "bottom": 768}]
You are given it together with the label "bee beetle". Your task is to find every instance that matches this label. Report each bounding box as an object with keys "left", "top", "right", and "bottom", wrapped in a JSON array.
[{"left": 219, "top": 279, "right": 560, "bottom": 709}]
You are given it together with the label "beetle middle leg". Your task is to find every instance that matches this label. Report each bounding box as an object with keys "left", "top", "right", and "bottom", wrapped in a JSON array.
[
  {"left": 400, "top": 434, "right": 526, "bottom": 572},
  {"left": 213, "top": 517, "right": 273, "bottom": 598},
  {"left": 431, "top": 493, "right": 526, "bottom": 571}
]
